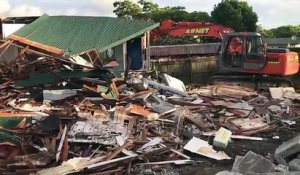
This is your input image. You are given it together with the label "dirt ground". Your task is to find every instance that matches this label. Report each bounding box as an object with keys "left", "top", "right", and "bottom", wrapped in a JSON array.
[{"left": 134, "top": 126, "right": 300, "bottom": 175}]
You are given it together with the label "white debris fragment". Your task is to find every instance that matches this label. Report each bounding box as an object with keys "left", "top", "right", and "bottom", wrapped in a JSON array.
[{"left": 184, "top": 137, "right": 231, "bottom": 160}]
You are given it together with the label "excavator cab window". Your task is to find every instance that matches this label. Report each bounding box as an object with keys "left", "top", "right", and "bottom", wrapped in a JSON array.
[
  {"left": 243, "top": 36, "right": 267, "bottom": 70},
  {"left": 246, "top": 37, "right": 264, "bottom": 55},
  {"left": 224, "top": 36, "right": 243, "bottom": 67},
  {"left": 221, "top": 34, "right": 267, "bottom": 71}
]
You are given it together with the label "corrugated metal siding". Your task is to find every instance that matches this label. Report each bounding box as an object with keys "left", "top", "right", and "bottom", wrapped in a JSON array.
[
  {"left": 151, "top": 56, "right": 217, "bottom": 83},
  {"left": 265, "top": 38, "right": 300, "bottom": 45},
  {"left": 9, "top": 15, "right": 159, "bottom": 56},
  {"left": 150, "top": 43, "right": 220, "bottom": 57}
]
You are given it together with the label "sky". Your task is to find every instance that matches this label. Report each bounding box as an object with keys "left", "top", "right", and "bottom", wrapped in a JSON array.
[{"left": 0, "top": 0, "right": 299, "bottom": 29}]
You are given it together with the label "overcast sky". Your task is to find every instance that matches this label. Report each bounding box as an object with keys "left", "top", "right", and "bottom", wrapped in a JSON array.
[{"left": 0, "top": 0, "right": 299, "bottom": 29}]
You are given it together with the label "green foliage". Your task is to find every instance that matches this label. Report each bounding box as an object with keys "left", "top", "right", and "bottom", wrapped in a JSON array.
[
  {"left": 136, "top": 0, "right": 159, "bottom": 20},
  {"left": 260, "top": 29, "right": 274, "bottom": 38},
  {"left": 138, "top": 0, "right": 159, "bottom": 13},
  {"left": 211, "top": 0, "right": 258, "bottom": 32},
  {"left": 256, "top": 25, "right": 274, "bottom": 38},
  {"left": 113, "top": 0, "right": 210, "bottom": 22},
  {"left": 187, "top": 11, "right": 211, "bottom": 22},
  {"left": 257, "top": 25, "right": 300, "bottom": 38},
  {"left": 270, "top": 25, "right": 300, "bottom": 38},
  {"left": 113, "top": 0, "right": 142, "bottom": 19},
  {"left": 152, "top": 6, "right": 189, "bottom": 22}
]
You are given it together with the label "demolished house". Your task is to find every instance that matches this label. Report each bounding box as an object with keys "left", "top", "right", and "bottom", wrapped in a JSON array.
[
  {"left": 0, "top": 15, "right": 300, "bottom": 175},
  {"left": 1, "top": 14, "right": 159, "bottom": 70}
]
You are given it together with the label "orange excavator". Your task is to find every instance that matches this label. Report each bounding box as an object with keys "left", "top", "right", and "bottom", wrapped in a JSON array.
[{"left": 151, "top": 20, "right": 300, "bottom": 89}]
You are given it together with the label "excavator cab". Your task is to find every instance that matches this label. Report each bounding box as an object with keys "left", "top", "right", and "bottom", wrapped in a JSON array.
[{"left": 218, "top": 33, "right": 267, "bottom": 72}]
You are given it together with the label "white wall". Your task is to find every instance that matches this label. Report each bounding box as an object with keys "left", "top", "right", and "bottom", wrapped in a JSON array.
[{"left": 2, "top": 24, "right": 25, "bottom": 38}]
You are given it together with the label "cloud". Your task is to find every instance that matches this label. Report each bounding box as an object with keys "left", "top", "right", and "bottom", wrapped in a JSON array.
[
  {"left": 91, "top": 0, "right": 116, "bottom": 16},
  {"left": 169, "top": 0, "right": 219, "bottom": 12},
  {"left": 46, "top": 8, "right": 79, "bottom": 16},
  {"left": 8, "top": 5, "right": 42, "bottom": 17},
  {"left": 91, "top": 0, "right": 140, "bottom": 16},
  {"left": 0, "top": 0, "right": 11, "bottom": 17},
  {"left": 65, "top": 9, "right": 79, "bottom": 16},
  {"left": 247, "top": 0, "right": 300, "bottom": 28}
]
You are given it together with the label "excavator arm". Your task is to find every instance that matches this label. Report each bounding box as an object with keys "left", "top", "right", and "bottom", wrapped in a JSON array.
[{"left": 151, "top": 20, "right": 234, "bottom": 41}]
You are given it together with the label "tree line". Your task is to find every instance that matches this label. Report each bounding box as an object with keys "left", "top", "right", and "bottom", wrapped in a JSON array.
[{"left": 113, "top": 0, "right": 300, "bottom": 38}]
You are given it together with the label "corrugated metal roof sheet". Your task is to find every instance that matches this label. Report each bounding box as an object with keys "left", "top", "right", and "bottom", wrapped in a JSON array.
[
  {"left": 150, "top": 43, "right": 220, "bottom": 57},
  {"left": 264, "top": 37, "right": 300, "bottom": 45},
  {"left": 9, "top": 14, "right": 159, "bottom": 56}
]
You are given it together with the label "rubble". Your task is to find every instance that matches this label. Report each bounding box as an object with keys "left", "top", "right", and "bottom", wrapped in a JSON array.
[
  {"left": 269, "top": 87, "right": 297, "bottom": 99},
  {"left": 289, "top": 159, "right": 300, "bottom": 171},
  {"left": 0, "top": 48, "right": 299, "bottom": 174},
  {"left": 275, "top": 135, "right": 300, "bottom": 162},
  {"left": 215, "top": 171, "right": 242, "bottom": 175},
  {"left": 231, "top": 151, "right": 276, "bottom": 174}
]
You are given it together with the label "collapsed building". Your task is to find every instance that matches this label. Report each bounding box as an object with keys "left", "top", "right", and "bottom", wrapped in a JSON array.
[{"left": 1, "top": 14, "right": 159, "bottom": 72}]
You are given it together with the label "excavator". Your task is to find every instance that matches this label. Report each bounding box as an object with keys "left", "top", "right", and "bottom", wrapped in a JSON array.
[{"left": 151, "top": 20, "right": 300, "bottom": 89}]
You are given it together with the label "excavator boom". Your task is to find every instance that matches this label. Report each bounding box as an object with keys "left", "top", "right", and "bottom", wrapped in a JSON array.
[{"left": 151, "top": 20, "right": 234, "bottom": 41}]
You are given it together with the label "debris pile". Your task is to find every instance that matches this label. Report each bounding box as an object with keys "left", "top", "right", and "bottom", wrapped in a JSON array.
[{"left": 0, "top": 56, "right": 300, "bottom": 174}]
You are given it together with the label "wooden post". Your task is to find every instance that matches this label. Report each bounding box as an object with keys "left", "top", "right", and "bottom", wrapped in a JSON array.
[{"left": 145, "top": 31, "right": 151, "bottom": 70}]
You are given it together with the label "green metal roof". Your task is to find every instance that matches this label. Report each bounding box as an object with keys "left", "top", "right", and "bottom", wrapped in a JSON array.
[{"left": 10, "top": 14, "right": 159, "bottom": 56}]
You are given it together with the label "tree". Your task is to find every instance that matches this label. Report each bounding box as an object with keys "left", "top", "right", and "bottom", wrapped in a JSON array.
[
  {"left": 138, "top": 0, "right": 159, "bottom": 14},
  {"left": 211, "top": 0, "right": 258, "bottom": 32},
  {"left": 256, "top": 25, "right": 300, "bottom": 38},
  {"left": 270, "top": 25, "right": 300, "bottom": 38},
  {"left": 256, "top": 25, "right": 274, "bottom": 38},
  {"left": 152, "top": 6, "right": 189, "bottom": 22},
  {"left": 113, "top": 0, "right": 142, "bottom": 19},
  {"left": 186, "top": 11, "right": 211, "bottom": 22},
  {"left": 113, "top": 0, "right": 211, "bottom": 22}
]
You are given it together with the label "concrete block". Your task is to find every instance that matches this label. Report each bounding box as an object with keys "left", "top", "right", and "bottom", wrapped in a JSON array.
[
  {"left": 232, "top": 151, "right": 276, "bottom": 174},
  {"left": 213, "top": 127, "right": 232, "bottom": 148},
  {"left": 275, "top": 135, "right": 300, "bottom": 158},
  {"left": 289, "top": 159, "right": 300, "bottom": 171},
  {"left": 215, "top": 171, "right": 242, "bottom": 175}
]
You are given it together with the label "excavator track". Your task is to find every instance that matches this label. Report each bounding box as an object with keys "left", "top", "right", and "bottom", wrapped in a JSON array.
[{"left": 208, "top": 73, "right": 293, "bottom": 91}]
